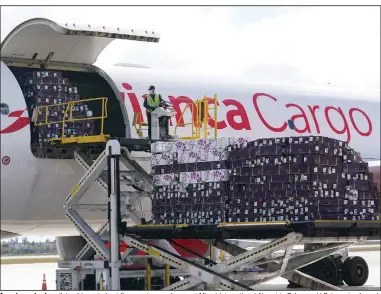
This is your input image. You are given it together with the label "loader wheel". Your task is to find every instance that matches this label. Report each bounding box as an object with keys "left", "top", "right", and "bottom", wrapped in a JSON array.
[
  {"left": 342, "top": 256, "right": 369, "bottom": 286},
  {"left": 311, "top": 256, "right": 339, "bottom": 286}
]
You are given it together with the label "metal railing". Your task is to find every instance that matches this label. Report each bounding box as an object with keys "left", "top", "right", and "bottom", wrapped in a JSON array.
[
  {"left": 132, "top": 95, "right": 219, "bottom": 140},
  {"left": 174, "top": 94, "right": 218, "bottom": 140},
  {"left": 34, "top": 97, "right": 109, "bottom": 144}
]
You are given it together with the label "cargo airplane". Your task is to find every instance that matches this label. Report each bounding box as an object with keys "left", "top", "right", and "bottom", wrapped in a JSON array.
[{"left": 1, "top": 18, "right": 380, "bottom": 259}]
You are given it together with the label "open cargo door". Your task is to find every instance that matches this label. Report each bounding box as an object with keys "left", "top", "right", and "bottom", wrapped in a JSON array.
[
  {"left": 1, "top": 18, "right": 160, "bottom": 139},
  {"left": 1, "top": 17, "right": 160, "bottom": 67}
]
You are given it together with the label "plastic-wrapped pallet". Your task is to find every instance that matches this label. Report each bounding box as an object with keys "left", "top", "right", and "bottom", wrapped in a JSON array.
[
  {"left": 22, "top": 70, "right": 95, "bottom": 144},
  {"left": 151, "top": 137, "right": 248, "bottom": 225},
  {"left": 227, "top": 136, "right": 380, "bottom": 223}
]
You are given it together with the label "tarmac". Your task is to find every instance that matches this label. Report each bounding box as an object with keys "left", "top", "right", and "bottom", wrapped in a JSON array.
[{"left": 1, "top": 251, "right": 380, "bottom": 290}]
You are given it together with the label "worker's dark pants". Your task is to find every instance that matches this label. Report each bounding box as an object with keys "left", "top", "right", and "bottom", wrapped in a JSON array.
[{"left": 147, "top": 112, "right": 152, "bottom": 139}]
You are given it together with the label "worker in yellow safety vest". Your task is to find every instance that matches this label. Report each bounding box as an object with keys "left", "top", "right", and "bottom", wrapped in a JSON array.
[{"left": 143, "top": 85, "right": 164, "bottom": 139}]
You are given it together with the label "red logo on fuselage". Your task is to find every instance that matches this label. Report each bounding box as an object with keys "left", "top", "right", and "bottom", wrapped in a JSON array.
[
  {"left": 121, "top": 83, "right": 374, "bottom": 144},
  {"left": 1, "top": 84, "right": 375, "bottom": 145},
  {"left": 0, "top": 108, "right": 30, "bottom": 134}
]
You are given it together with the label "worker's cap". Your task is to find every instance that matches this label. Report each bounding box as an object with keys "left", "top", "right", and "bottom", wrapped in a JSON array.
[{"left": 148, "top": 85, "right": 155, "bottom": 90}]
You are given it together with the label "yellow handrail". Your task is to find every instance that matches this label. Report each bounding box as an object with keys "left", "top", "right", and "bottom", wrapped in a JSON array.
[
  {"left": 34, "top": 101, "right": 69, "bottom": 126},
  {"left": 174, "top": 102, "right": 199, "bottom": 140},
  {"left": 34, "top": 97, "right": 109, "bottom": 144},
  {"left": 199, "top": 94, "right": 218, "bottom": 139},
  {"left": 174, "top": 95, "right": 218, "bottom": 140},
  {"left": 132, "top": 95, "right": 219, "bottom": 140}
]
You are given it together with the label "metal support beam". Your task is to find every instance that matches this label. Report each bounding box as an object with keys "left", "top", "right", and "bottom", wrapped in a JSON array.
[
  {"left": 208, "top": 237, "right": 356, "bottom": 291},
  {"left": 244, "top": 243, "right": 350, "bottom": 289},
  {"left": 121, "top": 147, "right": 154, "bottom": 191},
  {"left": 106, "top": 140, "right": 121, "bottom": 290},
  {"left": 123, "top": 232, "right": 303, "bottom": 291},
  {"left": 63, "top": 142, "right": 155, "bottom": 265},
  {"left": 283, "top": 270, "right": 341, "bottom": 290},
  {"left": 65, "top": 209, "right": 109, "bottom": 260},
  {"left": 76, "top": 221, "right": 110, "bottom": 260},
  {"left": 75, "top": 150, "right": 109, "bottom": 192},
  {"left": 65, "top": 150, "right": 107, "bottom": 206},
  {"left": 121, "top": 248, "right": 134, "bottom": 263},
  {"left": 204, "top": 239, "right": 246, "bottom": 256},
  {"left": 123, "top": 236, "right": 249, "bottom": 290}
]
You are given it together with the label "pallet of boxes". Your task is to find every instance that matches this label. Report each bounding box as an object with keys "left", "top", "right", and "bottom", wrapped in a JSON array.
[
  {"left": 151, "top": 138, "right": 244, "bottom": 225},
  {"left": 22, "top": 70, "right": 96, "bottom": 144},
  {"left": 151, "top": 136, "right": 380, "bottom": 225}
]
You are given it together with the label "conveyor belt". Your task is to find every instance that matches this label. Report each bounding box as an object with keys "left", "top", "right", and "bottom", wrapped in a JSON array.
[{"left": 122, "top": 221, "right": 381, "bottom": 240}]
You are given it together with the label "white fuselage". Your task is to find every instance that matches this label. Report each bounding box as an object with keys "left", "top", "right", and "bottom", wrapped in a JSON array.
[{"left": 1, "top": 62, "right": 380, "bottom": 238}]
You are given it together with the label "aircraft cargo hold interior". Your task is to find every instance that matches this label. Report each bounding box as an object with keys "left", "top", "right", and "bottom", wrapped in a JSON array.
[{"left": 8, "top": 66, "right": 126, "bottom": 154}]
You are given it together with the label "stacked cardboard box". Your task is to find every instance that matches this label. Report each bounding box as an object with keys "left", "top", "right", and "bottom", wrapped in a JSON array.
[
  {"left": 227, "top": 136, "right": 380, "bottom": 222},
  {"left": 22, "top": 71, "right": 95, "bottom": 144},
  {"left": 151, "top": 137, "right": 248, "bottom": 225},
  {"left": 150, "top": 136, "right": 380, "bottom": 225}
]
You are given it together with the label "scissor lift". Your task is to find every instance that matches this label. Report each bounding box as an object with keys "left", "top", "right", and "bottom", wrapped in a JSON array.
[{"left": 56, "top": 139, "right": 380, "bottom": 291}]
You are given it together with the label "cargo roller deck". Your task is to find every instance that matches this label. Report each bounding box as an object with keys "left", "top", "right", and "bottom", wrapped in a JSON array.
[
  {"left": 124, "top": 220, "right": 380, "bottom": 240},
  {"left": 53, "top": 138, "right": 381, "bottom": 291},
  {"left": 31, "top": 137, "right": 160, "bottom": 159}
]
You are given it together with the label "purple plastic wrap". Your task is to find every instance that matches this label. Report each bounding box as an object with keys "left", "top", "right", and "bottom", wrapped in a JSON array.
[
  {"left": 150, "top": 138, "right": 249, "bottom": 224},
  {"left": 152, "top": 182, "right": 228, "bottom": 225},
  {"left": 227, "top": 136, "right": 380, "bottom": 223}
]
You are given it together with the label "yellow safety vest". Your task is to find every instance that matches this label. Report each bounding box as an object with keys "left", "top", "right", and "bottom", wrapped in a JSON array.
[{"left": 147, "top": 93, "right": 160, "bottom": 112}]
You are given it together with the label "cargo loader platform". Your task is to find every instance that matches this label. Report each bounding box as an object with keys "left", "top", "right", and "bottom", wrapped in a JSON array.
[
  {"left": 31, "top": 137, "right": 170, "bottom": 159},
  {"left": 123, "top": 220, "right": 380, "bottom": 240},
  {"left": 56, "top": 139, "right": 381, "bottom": 291}
]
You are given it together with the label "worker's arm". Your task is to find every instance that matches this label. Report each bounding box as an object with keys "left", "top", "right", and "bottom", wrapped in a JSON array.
[{"left": 143, "top": 96, "right": 155, "bottom": 111}]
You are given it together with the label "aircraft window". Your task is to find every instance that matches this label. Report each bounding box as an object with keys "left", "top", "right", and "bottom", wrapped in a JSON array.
[{"left": 0, "top": 103, "right": 9, "bottom": 115}]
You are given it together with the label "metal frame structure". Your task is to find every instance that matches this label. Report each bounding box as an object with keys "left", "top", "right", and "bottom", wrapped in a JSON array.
[
  {"left": 56, "top": 139, "right": 379, "bottom": 291},
  {"left": 34, "top": 97, "right": 110, "bottom": 144},
  {"left": 59, "top": 139, "right": 154, "bottom": 290}
]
